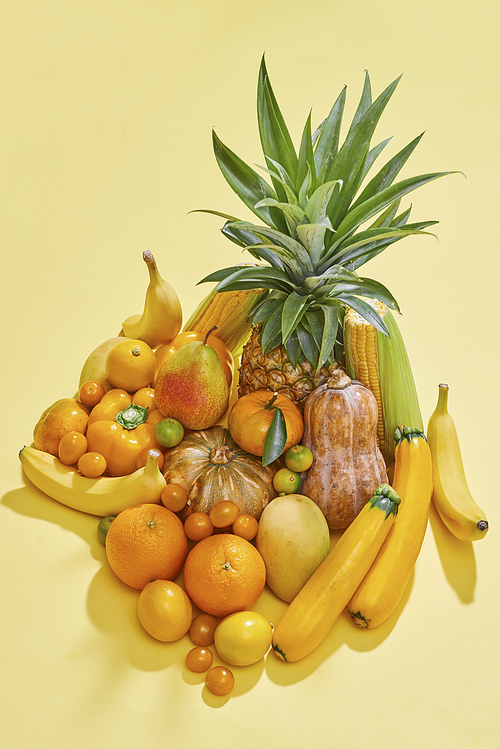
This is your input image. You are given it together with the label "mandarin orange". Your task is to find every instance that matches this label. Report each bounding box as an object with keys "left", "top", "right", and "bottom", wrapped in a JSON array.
[
  {"left": 105, "top": 503, "right": 188, "bottom": 589},
  {"left": 227, "top": 390, "right": 303, "bottom": 457},
  {"left": 183, "top": 533, "right": 266, "bottom": 618}
]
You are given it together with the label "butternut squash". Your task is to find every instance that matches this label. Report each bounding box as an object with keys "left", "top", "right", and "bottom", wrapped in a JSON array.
[
  {"left": 348, "top": 426, "right": 432, "bottom": 629},
  {"left": 271, "top": 484, "right": 401, "bottom": 663},
  {"left": 300, "top": 367, "right": 388, "bottom": 529}
]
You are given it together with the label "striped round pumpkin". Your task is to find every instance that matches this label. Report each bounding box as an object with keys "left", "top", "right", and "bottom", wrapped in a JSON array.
[{"left": 162, "top": 426, "right": 278, "bottom": 520}]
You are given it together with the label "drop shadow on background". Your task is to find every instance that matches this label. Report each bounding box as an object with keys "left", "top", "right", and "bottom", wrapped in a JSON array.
[
  {"left": 2, "top": 477, "right": 105, "bottom": 560},
  {"left": 428, "top": 502, "right": 477, "bottom": 604},
  {"left": 2, "top": 476, "right": 270, "bottom": 706},
  {"left": 3, "top": 476, "right": 479, "bottom": 698}
]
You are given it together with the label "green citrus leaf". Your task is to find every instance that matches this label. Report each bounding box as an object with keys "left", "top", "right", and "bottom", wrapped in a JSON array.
[{"left": 262, "top": 407, "right": 287, "bottom": 466}]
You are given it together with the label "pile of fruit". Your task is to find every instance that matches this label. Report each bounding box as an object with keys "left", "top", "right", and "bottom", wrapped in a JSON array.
[{"left": 19, "top": 59, "right": 489, "bottom": 697}]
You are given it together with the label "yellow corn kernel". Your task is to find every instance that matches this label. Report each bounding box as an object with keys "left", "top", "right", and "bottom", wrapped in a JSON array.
[
  {"left": 344, "top": 300, "right": 423, "bottom": 468},
  {"left": 183, "top": 287, "right": 264, "bottom": 358},
  {"left": 344, "top": 303, "right": 386, "bottom": 453}
]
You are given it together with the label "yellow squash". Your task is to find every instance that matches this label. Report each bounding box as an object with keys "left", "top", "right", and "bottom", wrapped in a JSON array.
[
  {"left": 348, "top": 426, "right": 432, "bottom": 629},
  {"left": 271, "top": 484, "right": 400, "bottom": 663}
]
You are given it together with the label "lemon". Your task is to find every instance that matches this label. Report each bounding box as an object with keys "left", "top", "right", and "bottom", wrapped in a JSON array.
[
  {"left": 138, "top": 580, "right": 193, "bottom": 642},
  {"left": 105, "top": 339, "right": 157, "bottom": 393},
  {"left": 214, "top": 611, "right": 273, "bottom": 667}
]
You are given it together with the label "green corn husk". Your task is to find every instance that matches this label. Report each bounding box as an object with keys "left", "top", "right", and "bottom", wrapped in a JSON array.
[{"left": 344, "top": 301, "right": 423, "bottom": 467}]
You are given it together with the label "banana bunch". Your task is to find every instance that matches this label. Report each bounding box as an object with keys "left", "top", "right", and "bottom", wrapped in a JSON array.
[
  {"left": 19, "top": 446, "right": 166, "bottom": 517},
  {"left": 427, "top": 383, "right": 488, "bottom": 542},
  {"left": 122, "top": 250, "right": 182, "bottom": 348}
]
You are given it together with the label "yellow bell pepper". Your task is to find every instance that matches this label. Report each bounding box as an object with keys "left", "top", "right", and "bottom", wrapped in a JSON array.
[{"left": 86, "top": 389, "right": 163, "bottom": 476}]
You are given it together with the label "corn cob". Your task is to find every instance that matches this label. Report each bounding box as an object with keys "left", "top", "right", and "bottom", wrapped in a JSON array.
[
  {"left": 183, "top": 286, "right": 264, "bottom": 358},
  {"left": 343, "top": 300, "right": 423, "bottom": 467}
]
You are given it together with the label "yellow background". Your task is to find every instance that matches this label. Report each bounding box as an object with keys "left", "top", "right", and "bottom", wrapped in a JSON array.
[{"left": 1, "top": 1, "right": 499, "bottom": 747}]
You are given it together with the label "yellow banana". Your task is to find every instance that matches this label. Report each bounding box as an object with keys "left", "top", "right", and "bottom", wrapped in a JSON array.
[
  {"left": 19, "top": 446, "right": 166, "bottom": 517},
  {"left": 427, "top": 383, "right": 488, "bottom": 542},
  {"left": 122, "top": 250, "right": 182, "bottom": 348}
]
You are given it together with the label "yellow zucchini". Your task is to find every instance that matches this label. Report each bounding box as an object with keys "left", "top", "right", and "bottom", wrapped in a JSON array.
[
  {"left": 348, "top": 426, "right": 432, "bottom": 629},
  {"left": 271, "top": 484, "right": 400, "bottom": 662}
]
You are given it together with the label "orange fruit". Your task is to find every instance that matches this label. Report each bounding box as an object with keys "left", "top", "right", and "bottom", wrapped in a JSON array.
[
  {"left": 105, "top": 503, "right": 188, "bottom": 589},
  {"left": 78, "top": 451, "right": 107, "bottom": 477},
  {"left": 58, "top": 431, "right": 88, "bottom": 465},
  {"left": 137, "top": 580, "right": 193, "bottom": 642},
  {"left": 105, "top": 339, "right": 157, "bottom": 393},
  {"left": 186, "top": 646, "right": 213, "bottom": 673},
  {"left": 228, "top": 391, "right": 304, "bottom": 457},
  {"left": 205, "top": 666, "right": 234, "bottom": 695},
  {"left": 183, "top": 533, "right": 266, "bottom": 618},
  {"left": 33, "top": 398, "right": 89, "bottom": 456},
  {"left": 232, "top": 513, "right": 259, "bottom": 541},
  {"left": 79, "top": 381, "right": 105, "bottom": 408}
]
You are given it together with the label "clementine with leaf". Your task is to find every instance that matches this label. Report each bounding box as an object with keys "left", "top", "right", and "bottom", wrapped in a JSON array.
[{"left": 228, "top": 391, "right": 303, "bottom": 461}]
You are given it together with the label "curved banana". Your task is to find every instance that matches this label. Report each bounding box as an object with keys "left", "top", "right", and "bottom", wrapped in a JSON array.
[
  {"left": 427, "top": 383, "right": 488, "bottom": 541},
  {"left": 122, "top": 250, "right": 182, "bottom": 348},
  {"left": 19, "top": 446, "right": 166, "bottom": 517}
]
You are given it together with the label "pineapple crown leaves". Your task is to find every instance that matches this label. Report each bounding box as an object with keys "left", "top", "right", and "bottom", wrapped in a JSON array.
[{"left": 197, "top": 55, "right": 460, "bottom": 369}]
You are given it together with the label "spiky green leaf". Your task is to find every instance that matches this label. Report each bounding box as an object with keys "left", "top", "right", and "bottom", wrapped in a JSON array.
[
  {"left": 323, "top": 225, "right": 435, "bottom": 270},
  {"left": 297, "top": 111, "right": 316, "bottom": 194},
  {"left": 324, "top": 76, "right": 402, "bottom": 226},
  {"left": 258, "top": 57, "right": 298, "bottom": 192},
  {"left": 202, "top": 265, "right": 296, "bottom": 295},
  {"left": 256, "top": 160, "right": 298, "bottom": 203},
  {"left": 304, "top": 180, "right": 341, "bottom": 228},
  {"left": 251, "top": 296, "right": 285, "bottom": 325},
  {"left": 254, "top": 198, "right": 306, "bottom": 232},
  {"left": 284, "top": 329, "right": 301, "bottom": 368},
  {"left": 296, "top": 322, "right": 320, "bottom": 367},
  {"left": 314, "top": 86, "right": 346, "bottom": 178},
  {"left": 316, "top": 304, "right": 340, "bottom": 369},
  {"left": 352, "top": 133, "right": 425, "bottom": 210},
  {"left": 226, "top": 221, "right": 315, "bottom": 273},
  {"left": 301, "top": 308, "right": 325, "bottom": 351},
  {"left": 296, "top": 223, "right": 328, "bottom": 267},
  {"left": 337, "top": 294, "right": 390, "bottom": 336},
  {"left": 281, "top": 291, "right": 310, "bottom": 344},
  {"left": 333, "top": 171, "right": 454, "bottom": 243},
  {"left": 261, "top": 303, "right": 285, "bottom": 353},
  {"left": 212, "top": 130, "right": 284, "bottom": 230}
]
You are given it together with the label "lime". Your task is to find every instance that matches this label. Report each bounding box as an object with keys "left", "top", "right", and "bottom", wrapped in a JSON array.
[
  {"left": 273, "top": 467, "right": 301, "bottom": 494},
  {"left": 214, "top": 611, "right": 273, "bottom": 667},
  {"left": 153, "top": 417, "right": 184, "bottom": 448},
  {"left": 284, "top": 444, "right": 314, "bottom": 472},
  {"left": 97, "top": 515, "right": 116, "bottom": 545}
]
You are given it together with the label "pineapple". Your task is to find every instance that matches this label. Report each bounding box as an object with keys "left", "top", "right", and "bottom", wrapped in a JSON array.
[{"left": 199, "top": 56, "right": 454, "bottom": 408}]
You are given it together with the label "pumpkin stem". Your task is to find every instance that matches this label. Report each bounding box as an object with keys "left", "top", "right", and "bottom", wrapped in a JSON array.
[
  {"left": 265, "top": 392, "right": 279, "bottom": 410},
  {"left": 204, "top": 325, "right": 218, "bottom": 345},
  {"left": 209, "top": 445, "right": 234, "bottom": 465},
  {"left": 327, "top": 368, "right": 351, "bottom": 390}
]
